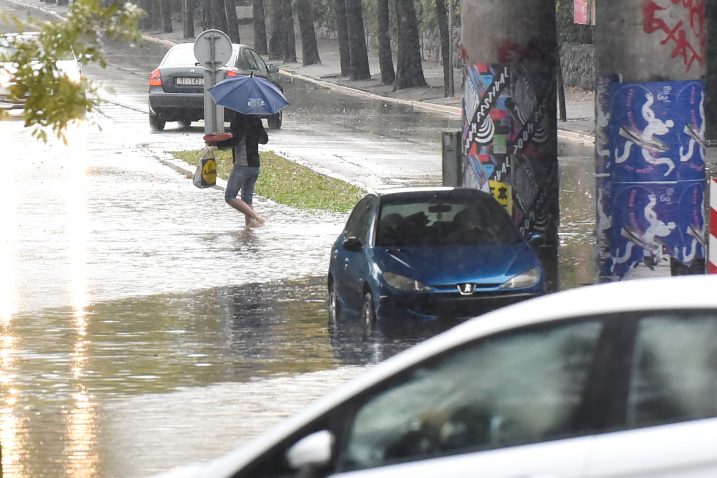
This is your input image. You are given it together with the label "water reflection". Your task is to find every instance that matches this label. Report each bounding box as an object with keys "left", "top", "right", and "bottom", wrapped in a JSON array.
[
  {"left": 556, "top": 145, "right": 597, "bottom": 289},
  {"left": 64, "top": 124, "right": 99, "bottom": 477},
  {"left": 0, "top": 132, "right": 18, "bottom": 473},
  {"left": 5, "top": 277, "right": 420, "bottom": 396},
  {"left": 0, "top": 134, "right": 17, "bottom": 320},
  {"left": 1, "top": 274, "right": 429, "bottom": 476},
  {"left": 329, "top": 311, "right": 458, "bottom": 366}
]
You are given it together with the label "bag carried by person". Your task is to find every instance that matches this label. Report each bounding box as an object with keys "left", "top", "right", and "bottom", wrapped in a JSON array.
[{"left": 193, "top": 146, "right": 217, "bottom": 188}]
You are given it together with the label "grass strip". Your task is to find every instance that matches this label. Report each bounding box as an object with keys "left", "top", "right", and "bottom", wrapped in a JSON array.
[{"left": 172, "top": 148, "right": 365, "bottom": 213}]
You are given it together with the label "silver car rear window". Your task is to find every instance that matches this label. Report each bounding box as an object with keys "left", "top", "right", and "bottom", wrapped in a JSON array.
[{"left": 161, "top": 47, "right": 197, "bottom": 67}]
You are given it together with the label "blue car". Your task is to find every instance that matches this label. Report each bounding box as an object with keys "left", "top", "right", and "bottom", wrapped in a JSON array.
[{"left": 327, "top": 187, "right": 545, "bottom": 333}]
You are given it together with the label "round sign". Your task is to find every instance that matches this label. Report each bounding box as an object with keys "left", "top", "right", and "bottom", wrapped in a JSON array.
[{"left": 193, "top": 29, "right": 232, "bottom": 70}]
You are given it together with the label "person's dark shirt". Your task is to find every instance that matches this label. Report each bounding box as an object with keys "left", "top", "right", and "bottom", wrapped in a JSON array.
[{"left": 216, "top": 116, "right": 268, "bottom": 167}]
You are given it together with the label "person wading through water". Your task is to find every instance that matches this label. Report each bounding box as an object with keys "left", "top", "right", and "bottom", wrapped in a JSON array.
[{"left": 216, "top": 113, "right": 268, "bottom": 227}]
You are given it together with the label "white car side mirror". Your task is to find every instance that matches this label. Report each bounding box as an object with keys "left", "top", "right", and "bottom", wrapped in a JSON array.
[{"left": 286, "top": 430, "right": 334, "bottom": 470}]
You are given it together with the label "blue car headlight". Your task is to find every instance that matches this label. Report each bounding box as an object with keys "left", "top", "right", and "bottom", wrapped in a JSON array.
[
  {"left": 383, "top": 272, "right": 429, "bottom": 292},
  {"left": 500, "top": 267, "right": 541, "bottom": 289}
]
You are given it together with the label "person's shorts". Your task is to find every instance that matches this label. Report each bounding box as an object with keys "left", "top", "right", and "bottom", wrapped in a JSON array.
[{"left": 225, "top": 164, "right": 260, "bottom": 205}]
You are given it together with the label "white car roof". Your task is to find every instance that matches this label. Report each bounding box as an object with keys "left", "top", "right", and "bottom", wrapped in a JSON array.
[{"left": 156, "top": 274, "right": 717, "bottom": 477}]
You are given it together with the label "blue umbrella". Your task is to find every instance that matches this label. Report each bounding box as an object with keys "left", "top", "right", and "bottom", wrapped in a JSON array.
[{"left": 208, "top": 73, "right": 289, "bottom": 116}]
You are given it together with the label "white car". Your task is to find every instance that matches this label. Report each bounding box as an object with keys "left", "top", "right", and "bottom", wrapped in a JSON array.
[
  {"left": 157, "top": 274, "right": 717, "bottom": 478},
  {"left": 0, "top": 31, "right": 82, "bottom": 109}
]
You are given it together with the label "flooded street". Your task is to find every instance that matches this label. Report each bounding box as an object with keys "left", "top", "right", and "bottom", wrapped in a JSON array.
[
  {"left": 0, "top": 106, "right": 461, "bottom": 476},
  {"left": 1, "top": 115, "right": 375, "bottom": 476},
  {"left": 0, "top": 15, "right": 598, "bottom": 476}
]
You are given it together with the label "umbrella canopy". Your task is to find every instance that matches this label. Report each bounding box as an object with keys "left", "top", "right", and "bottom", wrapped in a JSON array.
[{"left": 208, "top": 74, "right": 289, "bottom": 116}]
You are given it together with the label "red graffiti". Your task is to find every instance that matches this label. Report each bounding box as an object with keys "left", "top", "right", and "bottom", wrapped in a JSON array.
[
  {"left": 643, "top": 0, "right": 704, "bottom": 72},
  {"left": 670, "top": 0, "right": 704, "bottom": 38},
  {"left": 496, "top": 40, "right": 549, "bottom": 65}
]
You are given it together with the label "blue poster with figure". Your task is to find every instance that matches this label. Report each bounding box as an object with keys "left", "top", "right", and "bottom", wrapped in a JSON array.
[
  {"left": 609, "top": 183, "right": 677, "bottom": 280},
  {"left": 608, "top": 80, "right": 705, "bottom": 184},
  {"left": 598, "top": 79, "right": 706, "bottom": 281}
]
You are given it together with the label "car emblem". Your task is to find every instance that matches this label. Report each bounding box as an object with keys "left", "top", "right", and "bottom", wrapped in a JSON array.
[
  {"left": 457, "top": 283, "right": 476, "bottom": 295},
  {"left": 190, "top": 68, "right": 195, "bottom": 74}
]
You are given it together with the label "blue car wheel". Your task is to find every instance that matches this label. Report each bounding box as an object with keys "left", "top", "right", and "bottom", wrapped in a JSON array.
[
  {"left": 328, "top": 280, "right": 340, "bottom": 329},
  {"left": 361, "top": 292, "right": 376, "bottom": 337}
]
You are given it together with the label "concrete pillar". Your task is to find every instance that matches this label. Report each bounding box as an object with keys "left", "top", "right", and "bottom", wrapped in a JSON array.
[
  {"left": 460, "top": 0, "right": 560, "bottom": 291},
  {"left": 595, "top": 0, "right": 706, "bottom": 281},
  {"left": 706, "top": 0, "right": 717, "bottom": 141}
]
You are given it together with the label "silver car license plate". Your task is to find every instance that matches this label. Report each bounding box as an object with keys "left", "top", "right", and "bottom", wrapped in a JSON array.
[{"left": 176, "top": 77, "right": 203, "bottom": 86}]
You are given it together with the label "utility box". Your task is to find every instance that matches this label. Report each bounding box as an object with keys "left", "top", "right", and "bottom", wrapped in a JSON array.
[{"left": 442, "top": 131, "right": 463, "bottom": 187}]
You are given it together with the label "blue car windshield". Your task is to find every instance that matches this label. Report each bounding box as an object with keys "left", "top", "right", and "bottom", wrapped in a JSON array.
[{"left": 375, "top": 197, "right": 521, "bottom": 247}]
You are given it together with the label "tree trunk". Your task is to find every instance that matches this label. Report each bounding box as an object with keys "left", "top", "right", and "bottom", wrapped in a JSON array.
[
  {"left": 184, "top": 0, "right": 195, "bottom": 38},
  {"left": 332, "top": 0, "right": 351, "bottom": 76},
  {"left": 253, "top": 0, "right": 268, "bottom": 55},
  {"left": 151, "top": 0, "right": 161, "bottom": 30},
  {"left": 200, "top": 0, "right": 210, "bottom": 30},
  {"left": 296, "top": 0, "right": 321, "bottom": 65},
  {"left": 268, "top": 0, "right": 285, "bottom": 59},
  {"left": 224, "top": 0, "right": 240, "bottom": 42},
  {"left": 210, "top": 0, "right": 228, "bottom": 31},
  {"left": 393, "top": 0, "right": 426, "bottom": 89},
  {"left": 377, "top": 0, "right": 394, "bottom": 84},
  {"left": 282, "top": 0, "right": 297, "bottom": 62},
  {"left": 435, "top": 0, "right": 450, "bottom": 96},
  {"left": 345, "top": 0, "right": 370, "bottom": 80},
  {"left": 139, "top": 0, "right": 153, "bottom": 29},
  {"left": 160, "top": 0, "right": 173, "bottom": 33}
]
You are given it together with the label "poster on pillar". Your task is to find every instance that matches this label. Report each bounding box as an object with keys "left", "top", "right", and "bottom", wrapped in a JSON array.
[
  {"left": 609, "top": 183, "right": 677, "bottom": 280},
  {"left": 462, "top": 62, "right": 557, "bottom": 239},
  {"left": 607, "top": 80, "right": 705, "bottom": 183},
  {"left": 597, "top": 79, "right": 706, "bottom": 281}
]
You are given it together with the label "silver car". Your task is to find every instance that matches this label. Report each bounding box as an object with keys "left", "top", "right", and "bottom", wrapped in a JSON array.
[{"left": 147, "top": 42, "right": 283, "bottom": 131}]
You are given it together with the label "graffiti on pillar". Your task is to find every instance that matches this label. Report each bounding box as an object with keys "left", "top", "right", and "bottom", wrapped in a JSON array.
[
  {"left": 462, "top": 63, "right": 512, "bottom": 196},
  {"left": 462, "top": 62, "right": 557, "bottom": 239},
  {"left": 596, "top": 79, "right": 705, "bottom": 281},
  {"left": 642, "top": 0, "right": 704, "bottom": 73}
]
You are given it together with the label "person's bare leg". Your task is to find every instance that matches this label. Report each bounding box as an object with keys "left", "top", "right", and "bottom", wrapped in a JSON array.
[
  {"left": 227, "top": 198, "right": 265, "bottom": 226},
  {"left": 246, "top": 204, "right": 265, "bottom": 227}
]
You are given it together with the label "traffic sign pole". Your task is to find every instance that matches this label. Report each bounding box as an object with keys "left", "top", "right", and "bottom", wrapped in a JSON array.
[{"left": 194, "top": 29, "right": 232, "bottom": 134}]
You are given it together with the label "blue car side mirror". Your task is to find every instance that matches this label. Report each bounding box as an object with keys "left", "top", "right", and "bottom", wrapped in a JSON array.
[{"left": 343, "top": 237, "right": 363, "bottom": 252}]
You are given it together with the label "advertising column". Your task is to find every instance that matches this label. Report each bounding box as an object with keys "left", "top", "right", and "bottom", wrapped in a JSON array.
[{"left": 460, "top": 0, "right": 560, "bottom": 290}]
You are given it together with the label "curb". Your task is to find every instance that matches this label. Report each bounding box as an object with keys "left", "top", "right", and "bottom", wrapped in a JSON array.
[
  {"left": 557, "top": 128, "right": 595, "bottom": 144},
  {"left": 138, "top": 144, "right": 228, "bottom": 192}
]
